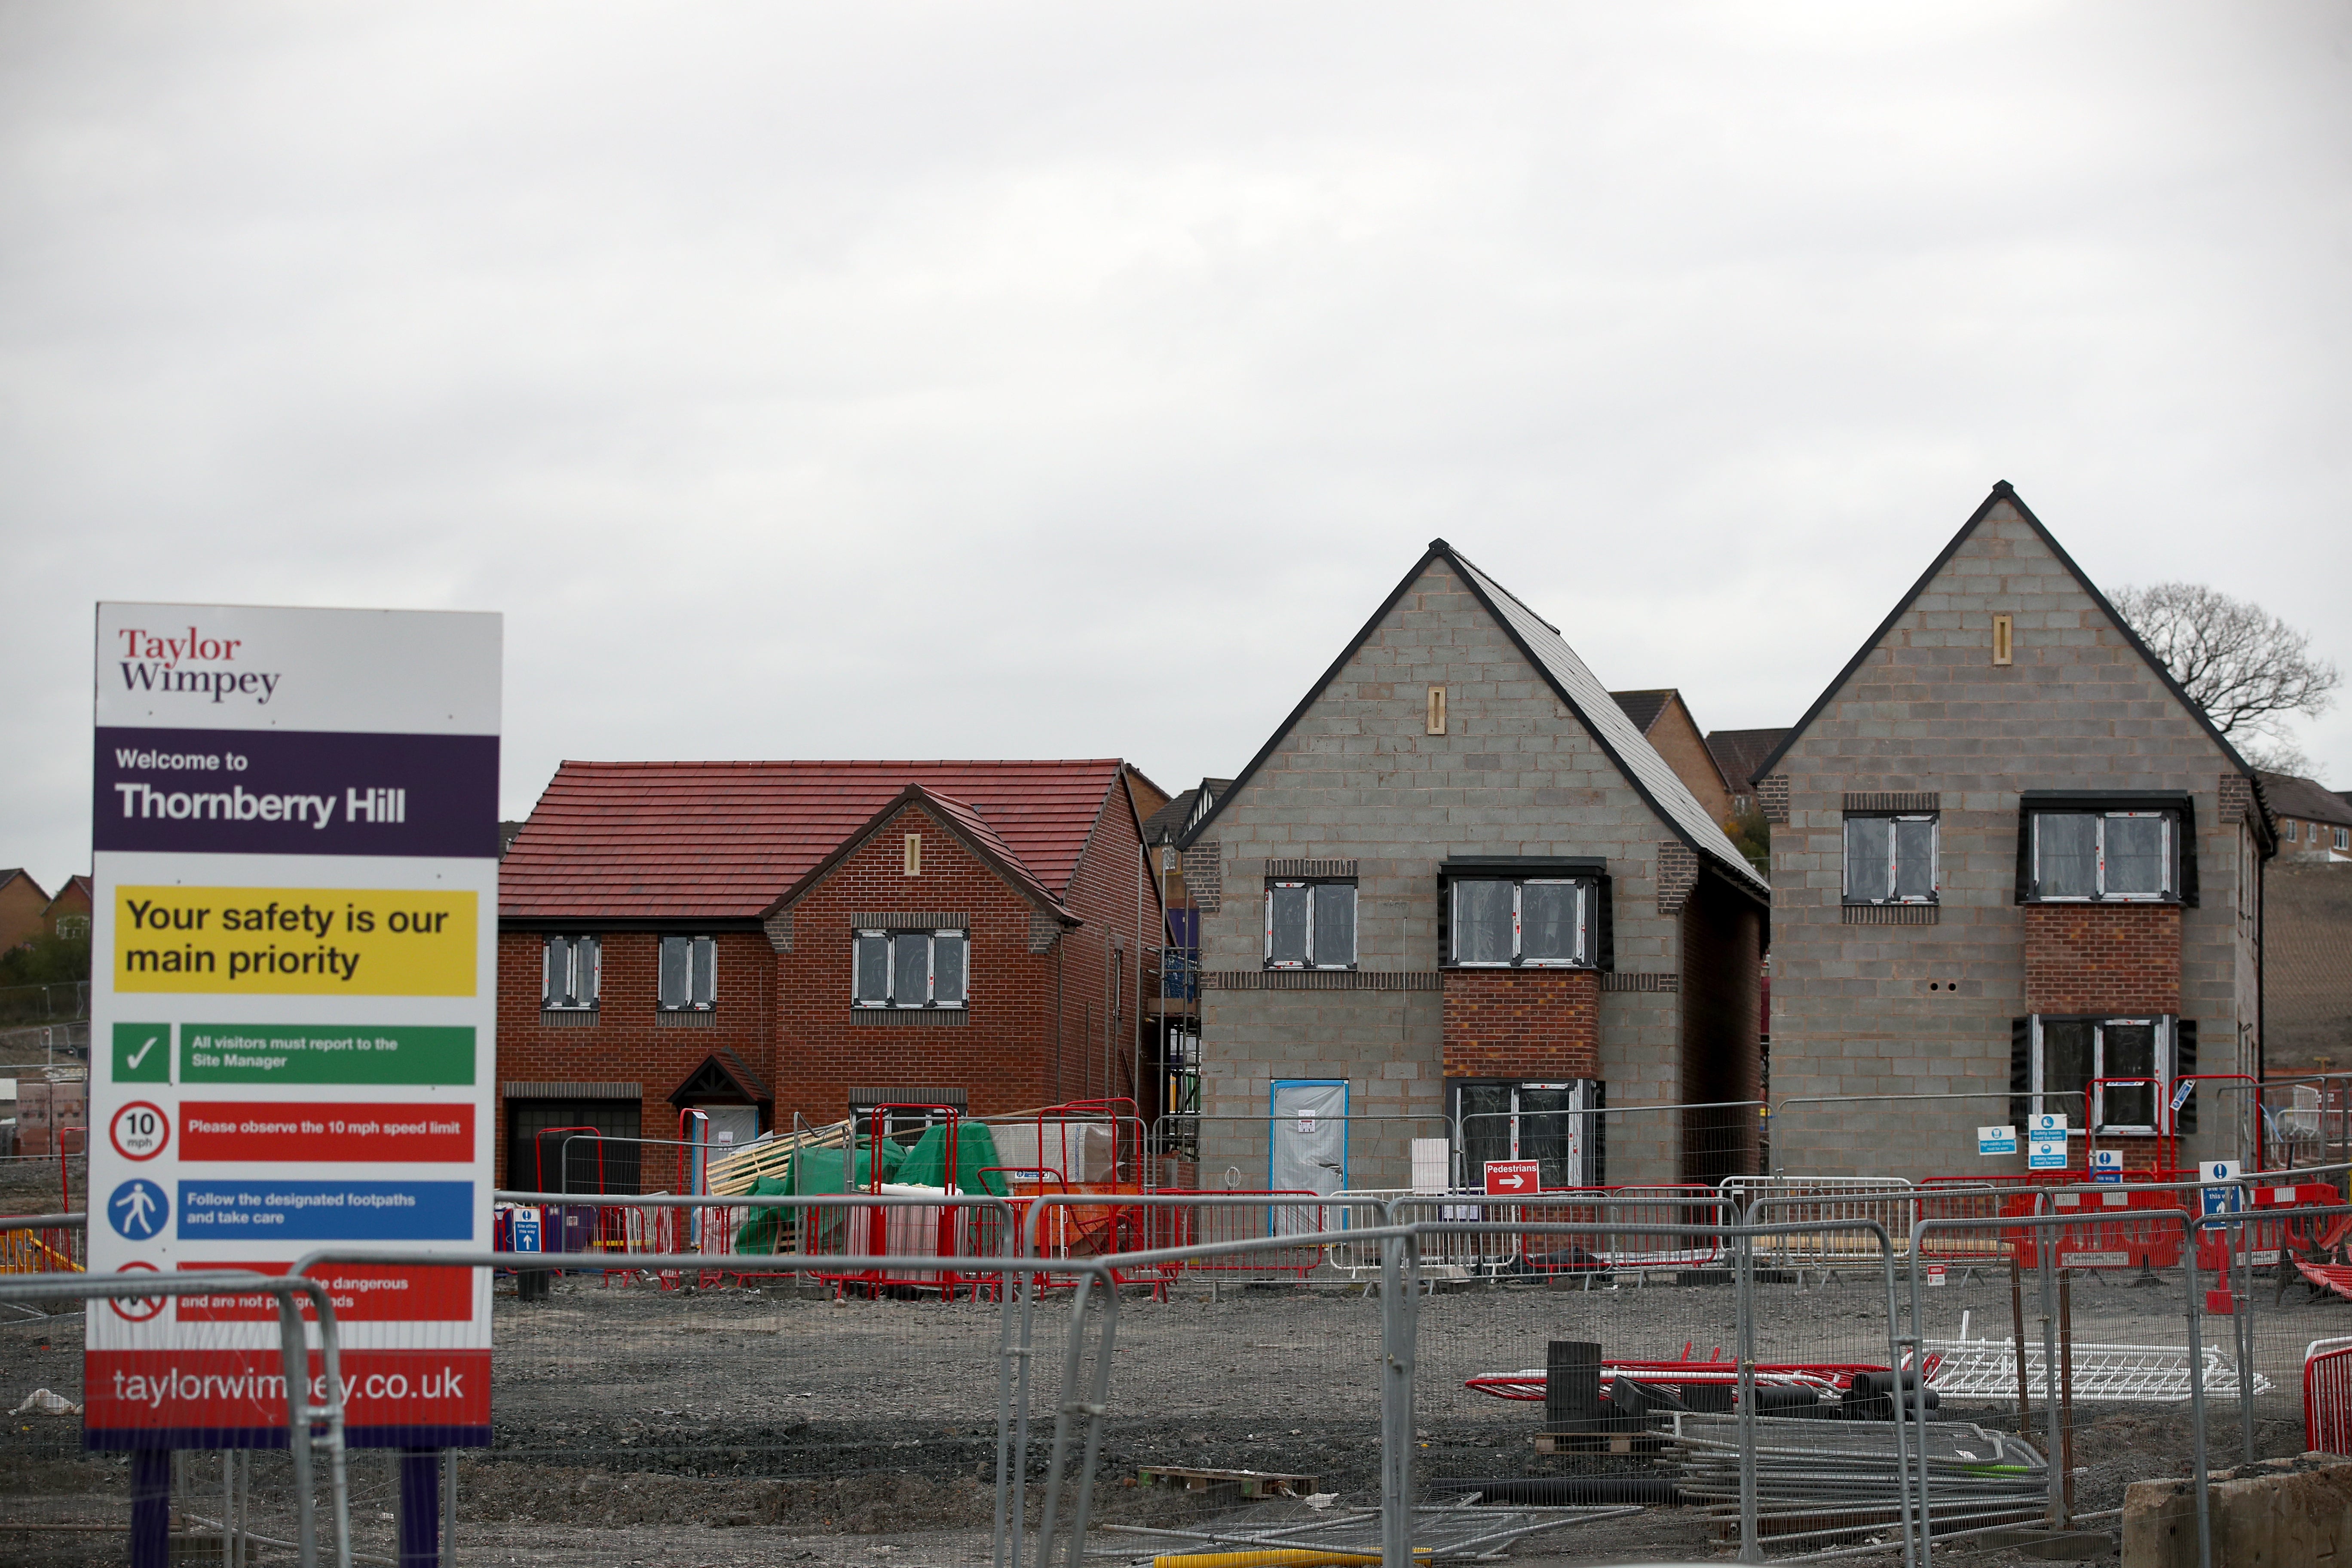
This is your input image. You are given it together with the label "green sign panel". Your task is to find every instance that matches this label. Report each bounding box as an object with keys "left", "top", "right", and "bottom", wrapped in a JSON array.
[
  {"left": 178, "top": 1024, "right": 475, "bottom": 1085},
  {"left": 113, "top": 1023, "right": 173, "bottom": 1084}
]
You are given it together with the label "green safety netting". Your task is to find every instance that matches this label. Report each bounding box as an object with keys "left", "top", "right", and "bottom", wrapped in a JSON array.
[
  {"left": 730, "top": 1124, "right": 1005, "bottom": 1253},
  {"left": 896, "top": 1121, "right": 1009, "bottom": 1197}
]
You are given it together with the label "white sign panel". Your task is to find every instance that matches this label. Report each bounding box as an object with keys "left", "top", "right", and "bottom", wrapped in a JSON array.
[
  {"left": 1977, "top": 1125, "right": 2017, "bottom": 1156},
  {"left": 2027, "top": 1112, "right": 2068, "bottom": 1172},
  {"left": 2202, "top": 1160, "right": 2244, "bottom": 1218},
  {"left": 86, "top": 603, "right": 499, "bottom": 1451}
]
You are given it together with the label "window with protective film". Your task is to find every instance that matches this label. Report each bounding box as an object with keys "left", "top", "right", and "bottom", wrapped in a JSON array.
[
  {"left": 852, "top": 928, "right": 968, "bottom": 1008},
  {"left": 2027, "top": 810, "right": 2176, "bottom": 901},
  {"left": 1446, "top": 878, "right": 1592, "bottom": 966},
  {"left": 658, "top": 935, "right": 717, "bottom": 1011},
  {"left": 1843, "top": 814, "right": 1938, "bottom": 905},
  {"left": 542, "top": 934, "right": 600, "bottom": 1011},
  {"left": 1263, "top": 879, "right": 1356, "bottom": 970}
]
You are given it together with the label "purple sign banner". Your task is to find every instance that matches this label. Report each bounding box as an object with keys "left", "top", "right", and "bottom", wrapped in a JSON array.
[{"left": 94, "top": 727, "right": 499, "bottom": 859}]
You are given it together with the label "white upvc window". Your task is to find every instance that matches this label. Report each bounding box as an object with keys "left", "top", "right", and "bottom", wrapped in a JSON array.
[
  {"left": 1264, "top": 881, "right": 1357, "bottom": 970},
  {"left": 2031, "top": 1015, "right": 2171, "bottom": 1135},
  {"left": 2030, "top": 810, "right": 2174, "bottom": 901},
  {"left": 658, "top": 935, "right": 717, "bottom": 1011},
  {"left": 1448, "top": 878, "right": 1590, "bottom": 967},
  {"left": 2336, "top": 827, "right": 2350, "bottom": 852},
  {"left": 1844, "top": 814, "right": 1939, "bottom": 904},
  {"left": 853, "top": 928, "right": 968, "bottom": 1008},
  {"left": 543, "top": 934, "right": 600, "bottom": 1011}
]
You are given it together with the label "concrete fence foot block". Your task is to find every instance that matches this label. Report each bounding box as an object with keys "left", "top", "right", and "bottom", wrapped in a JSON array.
[{"left": 2122, "top": 1461, "right": 2352, "bottom": 1567}]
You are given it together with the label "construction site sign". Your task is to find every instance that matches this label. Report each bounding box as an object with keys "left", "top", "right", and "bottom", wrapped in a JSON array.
[{"left": 86, "top": 603, "right": 501, "bottom": 1450}]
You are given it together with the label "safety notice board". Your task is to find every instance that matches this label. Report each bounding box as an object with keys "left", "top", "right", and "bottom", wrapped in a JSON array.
[{"left": 86, "top": 604, "right": 500, "bottom": 1449}]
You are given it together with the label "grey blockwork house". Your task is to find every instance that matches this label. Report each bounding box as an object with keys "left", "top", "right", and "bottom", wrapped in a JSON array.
[
  {"left": 1754, "top": 483, "right": 2276, "bottom": 1179},
  {"left": 1174, "top": 542, "right": 1769, "bottom": 1197}
]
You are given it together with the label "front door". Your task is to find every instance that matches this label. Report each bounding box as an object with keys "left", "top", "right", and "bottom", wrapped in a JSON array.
[
  {"left": 1270, "top": 1080, "right": 1348, "bottom": 1233},
  {"left": 685, "top": 1104, "right": 762, "bottom": 1194}
]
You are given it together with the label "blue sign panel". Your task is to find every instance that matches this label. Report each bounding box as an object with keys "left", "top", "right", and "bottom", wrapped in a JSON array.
[{"left": 177, "top": 1180, "right": 473, "bottom": 1240}]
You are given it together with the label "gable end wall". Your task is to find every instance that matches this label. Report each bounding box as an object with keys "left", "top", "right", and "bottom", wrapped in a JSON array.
[
  {"left": 1196, "top": 559, "right": 1761, "bottom": 1188},
  {"left": 1766, "top": 500, "right": 2253, "bottom": 1177}
]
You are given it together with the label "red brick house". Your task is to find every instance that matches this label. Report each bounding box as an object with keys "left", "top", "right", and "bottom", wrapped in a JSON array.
[
  {"left": 42, "top": 874, "right": 94, "bottom": 940},
  {"left": 495, "top": 760, "right": 1162, "bottom": 1189},
  {"left": 0, "top": 868, "right": 49, "bottom": 952}
]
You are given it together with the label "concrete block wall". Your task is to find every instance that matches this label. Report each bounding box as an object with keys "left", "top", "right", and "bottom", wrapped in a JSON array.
[
  {"left": 1194, "top": 556, "right": 1716, "bottom": 1190},
  {"left": 1764, "top": 498, "right": 2259, "bottom": 1179}
]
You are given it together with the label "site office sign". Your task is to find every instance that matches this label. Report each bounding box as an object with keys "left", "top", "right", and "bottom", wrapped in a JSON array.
[{"left": 87, "top": 605, "right": 499, "bottom": 1450}]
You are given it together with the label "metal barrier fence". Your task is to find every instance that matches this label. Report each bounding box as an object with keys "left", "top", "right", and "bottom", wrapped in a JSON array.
[
  {"left": 17, "top": 1178, "right": 2352, "bottom": 1567},
  {"left": 2254, "top": 1074, "right": 2352, "bottom": 1171},
  {"left": 1153, "top": 1100, "right": 1766, "bottom": 1196},
  {"left": 0, "top": 1265, "right": 350, "bottom": 1568},
  {"left": 2, "top": 1209, "right": 86, "bottom": 1278}
]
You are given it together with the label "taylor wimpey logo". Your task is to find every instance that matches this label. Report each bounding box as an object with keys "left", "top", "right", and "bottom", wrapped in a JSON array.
[{"left": 116, "top": 625, "right": 280, "bottom": 704}]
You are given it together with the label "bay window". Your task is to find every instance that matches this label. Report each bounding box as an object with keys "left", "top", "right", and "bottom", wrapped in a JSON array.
[
  {"left": 1447, "top": 877, "right": 1592, "bottom": 967},
  {"left": 2027, "top": 809, "right": 2177, "bottom": 901}
]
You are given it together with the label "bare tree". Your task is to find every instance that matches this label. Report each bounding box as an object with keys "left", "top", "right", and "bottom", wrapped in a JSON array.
[{"left": 2111, "top": 581, "right": 2340, "bottom": 770}]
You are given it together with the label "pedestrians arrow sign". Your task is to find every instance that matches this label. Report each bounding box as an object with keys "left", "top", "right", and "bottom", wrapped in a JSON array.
[{"left": 1483, "top": 1158, "right": 1541, "bottom": 1196}]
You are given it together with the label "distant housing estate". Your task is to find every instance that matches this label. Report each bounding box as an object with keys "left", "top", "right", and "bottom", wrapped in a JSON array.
[{"left": 481, "top": 481, "right": 2328, "bottom": 1191}]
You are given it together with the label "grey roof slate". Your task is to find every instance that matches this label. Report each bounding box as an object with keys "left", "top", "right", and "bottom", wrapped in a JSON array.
[
  {"left": 1450, "top": 554, "right": 1768, "bottom": 895},
  {"left": 2259, "top": 772, "right": 2352, "bottom": 829},
  {"left": 1610, "top": 689, "right": 1673, "bottom": 733},
  {"left": 1706, "top": 729, "right": 1790, "bottom": 791}
]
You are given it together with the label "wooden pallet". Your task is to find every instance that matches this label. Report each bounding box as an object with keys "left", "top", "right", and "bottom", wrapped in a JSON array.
[
  {"left": 707, "top": 1120, "right": 853, "bottom": 1196},
  {"left": 1136, "top": 1465, "right": 1318, "bottom": 1499}
]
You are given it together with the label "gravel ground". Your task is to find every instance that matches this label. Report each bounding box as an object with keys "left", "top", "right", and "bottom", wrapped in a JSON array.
[{"left": 6, "top": 1255, "right": 2343, "bottom": 1566}]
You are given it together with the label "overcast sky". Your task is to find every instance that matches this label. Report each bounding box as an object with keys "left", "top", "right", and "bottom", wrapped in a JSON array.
[{"left": 5, "top": 3, "right": 2349, "bottom": 893}]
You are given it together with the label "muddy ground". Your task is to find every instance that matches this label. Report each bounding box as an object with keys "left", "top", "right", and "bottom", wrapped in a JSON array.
[{"left": 5, "top": 1249, "right": 2343, "bottom": 1566}]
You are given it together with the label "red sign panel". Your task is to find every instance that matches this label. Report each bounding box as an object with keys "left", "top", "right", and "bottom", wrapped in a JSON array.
[
  {"left": 174, "top": 1262, "right": 472, "bottom": 1322},
  {"left": 84, "top": 1348, "right": 488, "bottom": 1433},
  {"left": 1483, "top": 1158, "right": 1541, "bottom": 1196},
  {"left": 179, "top": 1102, "right": 473, "bottom": 1163}
]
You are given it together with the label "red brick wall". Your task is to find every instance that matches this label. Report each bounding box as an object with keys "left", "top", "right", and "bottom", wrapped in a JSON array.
[
  {"left": 2023, "top": 904, "right": 2181, "bottom": 1015},
  {"left": 1050, "top": 779, "right": 1156, "bottom": 1111},
  {"left": 493, "top": 928, "right": 775, "bottom": 1184},
  {"left": 1678, "top": 876, "right": 1765, "bottom": 1179},
  {"left": 1441, "top": 969, "right": 1601, "bottom": 1079},
  {"left": 774, "top": 802, "right": 1061, "bottom": 1128}
]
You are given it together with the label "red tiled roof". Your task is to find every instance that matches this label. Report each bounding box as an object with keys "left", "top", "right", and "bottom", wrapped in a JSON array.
[{"left": 499, "top": 759, "right": 1127, "bottom": 920}]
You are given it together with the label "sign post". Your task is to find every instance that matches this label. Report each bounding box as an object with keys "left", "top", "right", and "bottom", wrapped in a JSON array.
[{"left": 87, "top": 604, "right": 500, "bottom": 1568}]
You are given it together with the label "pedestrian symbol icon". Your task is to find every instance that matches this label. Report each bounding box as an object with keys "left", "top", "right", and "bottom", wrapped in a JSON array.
[{"left": 108, "top": 1179, "right": 169, "bottom": 1241}]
